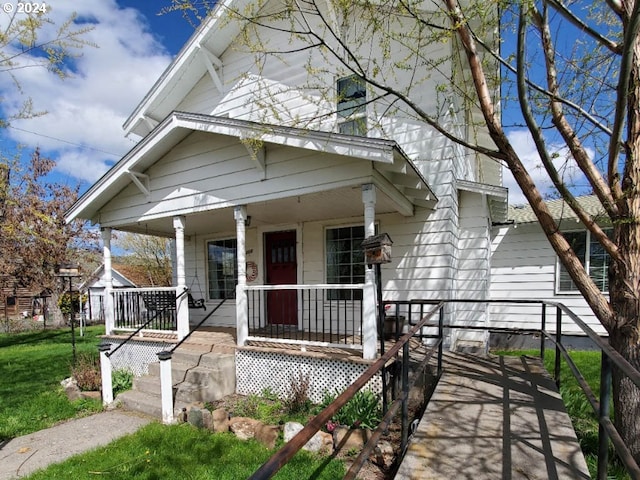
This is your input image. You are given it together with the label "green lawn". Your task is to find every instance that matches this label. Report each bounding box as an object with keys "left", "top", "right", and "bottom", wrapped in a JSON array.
[
  {"left": 0, "top": 325, "right": 105, "bottom": 440},
  {"left": 24, "top": 423, "right": 345, "bottom": 480},
  {"left": 1, "top": 325, "right": 345, "bottom": 479}
]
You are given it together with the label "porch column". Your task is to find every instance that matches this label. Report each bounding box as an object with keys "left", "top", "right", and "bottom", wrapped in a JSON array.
[
  {"left": 101, "top": 227, "right": 115, "bottom": 335},
  {"left": 362, "top": 184, "right": 377, "bottom": 359},
  {"left": 234, "top": 205, "right": 248, "bottom": 346},
  {"left": 173, "top": 216, "right": 189, "bottom": 340}
]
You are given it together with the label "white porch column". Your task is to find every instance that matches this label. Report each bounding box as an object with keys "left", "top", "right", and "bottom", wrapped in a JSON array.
[
  {"left": 173, "top": 216, "right": 189, "bottom": 340},
  {"left": 101, "top": 227, "right": 115, "bottom": 335},
  {"left": 234, "top": 206, "right": 248, "bottom": 346},
  {"left": 362, "top": 184, "right": 378, "bottom": 359}
]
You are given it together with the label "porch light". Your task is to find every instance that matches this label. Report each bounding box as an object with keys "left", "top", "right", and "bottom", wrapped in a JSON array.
[{"left": 361, "top": 233, "right": 393, "bottom": 265}]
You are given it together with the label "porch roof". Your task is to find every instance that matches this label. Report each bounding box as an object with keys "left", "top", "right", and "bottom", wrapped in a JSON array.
[{"left": 65, "top": 112, "right": 436, "bottom": 232}]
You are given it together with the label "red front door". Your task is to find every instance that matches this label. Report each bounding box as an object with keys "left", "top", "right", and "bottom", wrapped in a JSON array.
[{"left": 265, "top": 230, "right": 297, "bottom": 325}]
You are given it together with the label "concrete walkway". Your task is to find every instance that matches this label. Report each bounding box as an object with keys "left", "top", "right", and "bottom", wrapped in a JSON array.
[
  {"left": 0, "top": 411, "right": 152, "bottom": 479},
  {"left": 396, "top": 352, "right": 590, "bottom": 480}
]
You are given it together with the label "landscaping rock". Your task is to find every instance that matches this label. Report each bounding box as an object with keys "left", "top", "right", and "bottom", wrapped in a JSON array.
[
  {"left": 255, "top": 423, "right": 280, "bottom": 449},
  {"left": 211, "top": 408, "right": 229, "bottom": 433},
  {"left": 229, "top": 417, "right": 261, "bottom": 440},
  {"left": 61, "top": 377, "right": 81, "bottom": 401},
  {"left": 188, "top": 406, "right": 205, "bottom": 429},
  {"left": 333, "top": 426, "right": 372, "bottom": 452},
  {"left": 283, "top": 422, "right": 333, "bottom": 453},
  {"left": 372, "top": 440, "right": 395, "bottom": 469}
]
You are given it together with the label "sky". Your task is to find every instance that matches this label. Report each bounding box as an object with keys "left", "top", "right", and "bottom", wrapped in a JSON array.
[
  {"left": 0, "top": 1, "right": 552, "bottom": 205},
  {"left": 0, "top": 1, "right": 194, "bottom": 194}
]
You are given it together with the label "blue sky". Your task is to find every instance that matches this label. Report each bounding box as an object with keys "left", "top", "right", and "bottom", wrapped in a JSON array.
[
  {"left": 0, "top": 1, "right": 194, "bottom": 194},
  {"left": 0, "top": 1, "right": 550, "bottom": 205}
]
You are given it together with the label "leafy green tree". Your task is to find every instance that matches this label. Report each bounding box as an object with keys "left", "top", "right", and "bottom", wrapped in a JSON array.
[
  {"left": 116, "top": 233, "right": 173, "bottom": 287},
  {"left": 169, "top": 0, "right": 640, "bottom": 462}
]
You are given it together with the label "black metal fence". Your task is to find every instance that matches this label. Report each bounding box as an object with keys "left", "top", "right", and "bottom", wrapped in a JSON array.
[{"left": 246, "top": 285, "right": 364, "bottom": 347}]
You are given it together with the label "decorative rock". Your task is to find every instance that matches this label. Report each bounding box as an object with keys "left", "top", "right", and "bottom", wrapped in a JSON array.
[
  {"left": 372, "top": 440, "right": 395, "bottom": 469},
  {"left": 255, "top": 423, "right": 280, "bottom": 449},
  {"left": 188, "top": 407, "right": 205, "bottom": 429},
  {"left": 61, "top": 377, "right": 81, "bottom": 401},
  {"left": 229, "top": 417, "right": 261, "bottom": 440},
  {"left": 333, "top": 426, "right": 372, "bottom": 452},
  {"left": 211, "top": 408, "right": 229, "bottom": 433},
  {"left": 283, "top": 422, "right": 333, "bottom": 453}
]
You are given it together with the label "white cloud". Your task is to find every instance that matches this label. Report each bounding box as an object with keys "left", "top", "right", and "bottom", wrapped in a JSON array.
[
  {"left": 0, "top": 0, "right": 173, "bottom": 185},
  {"left": 504, "top": 129, "right": 588, "bottom": 206}
]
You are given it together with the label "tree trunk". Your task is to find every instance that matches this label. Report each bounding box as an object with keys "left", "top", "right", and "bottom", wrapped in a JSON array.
[{"left": 609, "top": 328, "right": 640, "bottom": 465}]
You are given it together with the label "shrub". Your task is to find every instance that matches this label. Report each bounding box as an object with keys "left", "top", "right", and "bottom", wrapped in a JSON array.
[
  {"left": 71, "top": 353, "right": 101, "bottom": 391},
  {"left": 284, "top": 371, "right": 312, "bottom": 415},
  {"left": 112, "top": 368, "right": 133, "bottom": 396},
  {"left": 324, "top": 389, "right": 382, "bottom": 430}
]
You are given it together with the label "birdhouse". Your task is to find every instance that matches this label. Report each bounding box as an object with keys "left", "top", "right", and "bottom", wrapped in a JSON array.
[{"left": 361, "top": 233, "right": 393, "bottom": 265}]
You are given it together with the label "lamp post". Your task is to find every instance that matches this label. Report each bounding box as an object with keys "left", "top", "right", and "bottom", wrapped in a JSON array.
[{"left": 56, "top": 263, "right": 80, "bottom": 365}]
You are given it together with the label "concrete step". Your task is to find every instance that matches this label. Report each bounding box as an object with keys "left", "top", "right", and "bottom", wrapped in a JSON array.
[
  {"left": 119, "top": 350, "right": 236, "bottom": 420},
  {"left": 117, "top": 389, "right": 162, "bottom": 419}
]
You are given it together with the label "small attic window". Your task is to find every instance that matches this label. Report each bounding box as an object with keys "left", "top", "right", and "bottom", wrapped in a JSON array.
[{"left": 337, "top": 75, "right": 367, "bottom": 136}]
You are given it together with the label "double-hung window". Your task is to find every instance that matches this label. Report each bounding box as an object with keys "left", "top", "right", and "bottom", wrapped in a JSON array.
[
  {"left": 326, "top": 225, "right": 366, "bottom": 300},
  {"left": 337, "top": 75, "right": 367, "bottom": 136},
  {"left": 207, "top": 238, "right": 237, "bottom": 300},
  {"left": 557, "top": 229, "right": 611, "bottom": 293}
]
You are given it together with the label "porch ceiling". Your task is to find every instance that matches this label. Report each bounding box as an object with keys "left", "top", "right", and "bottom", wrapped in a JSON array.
[{"left": 115, "top": 184, "right": 406, "bottom": 237}]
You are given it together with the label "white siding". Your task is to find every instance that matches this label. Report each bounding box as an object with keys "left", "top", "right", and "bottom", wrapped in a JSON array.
[{"left": 489, "top": 223, "right": 607, "bottom": 335}]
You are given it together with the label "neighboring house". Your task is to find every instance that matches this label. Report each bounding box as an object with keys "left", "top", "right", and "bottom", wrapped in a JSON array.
[
  {"left": 80, "top": 265, "right": 139, "bottom": 323},
  {"left": 65, "top": 0, "right": 507, "bottom": 397},
  {"left": 0, "top": 282, "right": 50, "bottom": 322},
  {"left": 489, "top": 195, "right": 609, "bottom": 344}
]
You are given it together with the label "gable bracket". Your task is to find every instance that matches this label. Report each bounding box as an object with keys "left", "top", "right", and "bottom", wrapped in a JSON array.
[
  {"left": 197, "top": 45, "right": 224, "bottom": 94},
  {"left": 239, "top": 134, "right": 266, "bottom": 179},
  {"left": 127, "top": 170, "right": 151, "bottom": 198}
]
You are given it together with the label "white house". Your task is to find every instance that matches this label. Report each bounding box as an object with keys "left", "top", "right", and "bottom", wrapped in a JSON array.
[
  {"left": 66, "top": 0, "right": 508, "bottom": 403},
  {"left": 80, "top": 265, "right": 137, "bottom": 323},
  {"left": 489, "top": 195, "right": 609, "bottom": 346}
]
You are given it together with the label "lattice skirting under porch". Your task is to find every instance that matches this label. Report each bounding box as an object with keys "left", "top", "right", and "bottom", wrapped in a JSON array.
[
  {"left": 235, "top": 349, "right": 382, "bottom": 403},
  {"left": 102, "top": 337, "right": 177, "bottom": 376}
]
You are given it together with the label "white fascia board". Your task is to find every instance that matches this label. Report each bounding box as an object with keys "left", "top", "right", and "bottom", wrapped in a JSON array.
[{"left": 123, "top": 0, "right": 249, "bottom": 134}]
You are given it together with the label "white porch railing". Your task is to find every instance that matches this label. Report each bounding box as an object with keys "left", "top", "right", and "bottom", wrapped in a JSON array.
[
  {"left": 112, "top": 287, "right": 180, "bottom": 333},
  {"left": 241, "top": 283, "right": 378, "bottom": 358}
]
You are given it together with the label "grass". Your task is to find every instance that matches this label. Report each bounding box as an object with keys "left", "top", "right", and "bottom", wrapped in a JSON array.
[
  {"left": 497, "top": 349, "right": 630, "bottom": 479},
  {"left": 0, "top": 325, "right": 105, "bottom": 440},
  {"left": 24, "top": 423, "right": 345, "bottom": 480},
  {"left": 2, "top": 325, "right": 345, "bottom": 479}
]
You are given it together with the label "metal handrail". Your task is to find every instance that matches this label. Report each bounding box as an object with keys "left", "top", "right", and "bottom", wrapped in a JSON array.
[
  {"left": 248, "top": 301, "right": 445, "bottom": 480},
  {"left": 248, "top": 298, "right": 640, "bottom": 479},
  {"left": 106, "top": 288, "right": 189, "bottom": 359}
]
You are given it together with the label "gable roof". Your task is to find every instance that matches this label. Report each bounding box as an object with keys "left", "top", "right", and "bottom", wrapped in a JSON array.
[
  {"left": 66, "top": 112, "right": 436, "bottom": 225},
  {"left": 124, "top": 0, "right": 251, "bottom": 137},
  {"left": 508, "top": 195, "right": 607, "bottom": 225}
]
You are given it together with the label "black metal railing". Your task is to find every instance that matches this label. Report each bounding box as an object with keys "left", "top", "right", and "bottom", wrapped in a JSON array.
[
  {"left": 113, "top": 287, "right": 178, "bottom": 331},
  {"left": 249, "top": 298, "right": 640, "bottom": 480},
  {"left": 246, "top": 285, "right": 364, "bottom": 348},
  {"left": 107, "top": 288, "right": 188, "bottom": 359}
]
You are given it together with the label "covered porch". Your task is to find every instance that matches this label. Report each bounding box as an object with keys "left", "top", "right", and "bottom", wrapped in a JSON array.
[{"left": 66, "top": 114, "right": 436, "bottom": 360}]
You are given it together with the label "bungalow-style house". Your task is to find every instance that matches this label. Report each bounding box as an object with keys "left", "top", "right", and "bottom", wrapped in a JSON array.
[
  {"left": 80, "top": 264, "right": 139, "bottom": 324},
  {"left": 66, "top": 0, "right": 508, "bottom": 410},
  {"left": 489, "top": 195, "right": 609, "bottom": 346}
]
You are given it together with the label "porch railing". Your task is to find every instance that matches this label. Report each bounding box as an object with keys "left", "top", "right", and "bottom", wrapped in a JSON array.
[
  {"left": 245, "top": 284, "right": 365, "bottom": 350},
  {"left": 112, "top": 287, "right": 178, "bottom": 332}
]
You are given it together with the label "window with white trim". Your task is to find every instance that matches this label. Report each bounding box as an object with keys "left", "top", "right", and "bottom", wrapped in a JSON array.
[
  {"left": 326, "top": 225, "right": 366, "bottom": 300},
  {"left": 557, "top": 229, "right": 611, "bottom": 293},
  {"left": 207, "top": 238, "right": 237, "bottom": 300},
  {"left": 337, "top": 75, "right": 367, "bottom": 136}
]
